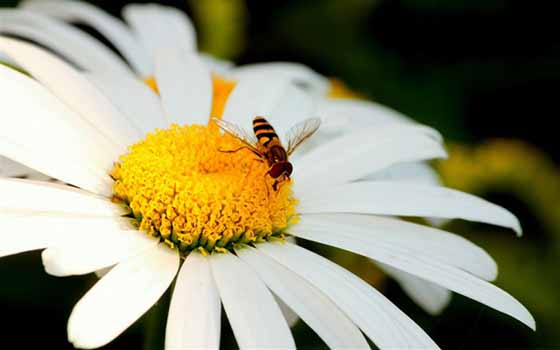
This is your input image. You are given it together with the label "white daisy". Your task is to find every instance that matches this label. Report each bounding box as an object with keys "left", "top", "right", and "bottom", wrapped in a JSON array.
[
  {"left": 1, "top": 0, "right": 534, "bottom": 339},
  {"left": 0, "top": 34, "right": 534, "bottom": 350}
]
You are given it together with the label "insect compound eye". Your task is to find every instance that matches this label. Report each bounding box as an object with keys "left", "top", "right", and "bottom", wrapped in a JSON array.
[
  {"left": 284, "top": 162, "right": 293, "bottom": 176},
  {"left": 268, "top": 163, "right": 287, "bottom": 179}
]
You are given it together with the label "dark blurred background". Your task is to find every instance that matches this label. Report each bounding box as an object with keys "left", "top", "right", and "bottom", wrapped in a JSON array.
[{"left": 0, "top": 0, "right": 559, "bottom": 349}]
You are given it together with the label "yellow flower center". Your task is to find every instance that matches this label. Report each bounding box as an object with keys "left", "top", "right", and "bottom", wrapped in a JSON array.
[
  {"left": 112, "top": 77, "right": 297, "bottom": 253},
  {"left": 327, "top": 78, "right": 363, "bottom": 100}
]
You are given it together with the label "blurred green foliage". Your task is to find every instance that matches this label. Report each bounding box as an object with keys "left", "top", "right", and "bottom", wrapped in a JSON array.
[
  {"left": 438, "top": 140, "right": 560, "bottom": 348},
  {"left": 188, "top": 0, "right": 247, "bottom": 59}
]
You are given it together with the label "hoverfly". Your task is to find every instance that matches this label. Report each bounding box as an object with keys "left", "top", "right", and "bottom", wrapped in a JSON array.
[{"left": 212, "top": 116, "right": 321, "bottom": 191}]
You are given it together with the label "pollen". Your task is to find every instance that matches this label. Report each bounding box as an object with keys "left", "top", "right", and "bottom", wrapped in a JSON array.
[
  {"left": 210, "top": 75, "right": 236, "bottom": 118},
  {"left": 327, "top": 78, "right": 364, "bottom": 100},
  {"left": 144, "top": 76, "right": 159, "bottom": 94},
  {"left": 111, "top": 124, "right": 298, "bottom": 254}
]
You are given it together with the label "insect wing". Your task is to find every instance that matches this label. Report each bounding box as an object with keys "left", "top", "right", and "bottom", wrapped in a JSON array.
[
  {"left": 286, "top": 117, "right": 322, "bottom": 155},
  {"left": 212, "top": 117, "right": 262, "bottom": 154}
]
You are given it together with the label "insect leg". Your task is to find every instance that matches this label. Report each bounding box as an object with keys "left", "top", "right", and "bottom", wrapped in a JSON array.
[
  {"left": 262, "top": 171, "right": 271, "bottom": 199},
  {"left": 272, "top": 173, "right": 290, "bottom": 192}
]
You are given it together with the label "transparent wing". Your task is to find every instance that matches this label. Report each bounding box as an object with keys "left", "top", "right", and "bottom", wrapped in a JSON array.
[
  {"left": 286, "top": 117, "right": 322, "bottom": 155},
  {"left": 211, "top": 117, "right": 262, "bottom": 154}
]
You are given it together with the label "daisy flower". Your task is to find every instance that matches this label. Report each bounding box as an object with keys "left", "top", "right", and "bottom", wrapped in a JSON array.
[
  {"left": 0, "top": 31, "right": 535, "bottom": 350},
  {"left": 1, "top": 0, "right": 534, "bottom": 337}
]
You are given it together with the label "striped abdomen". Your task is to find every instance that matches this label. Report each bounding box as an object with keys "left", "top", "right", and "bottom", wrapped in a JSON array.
[{"left": 253, "top": 116, "right": 280, "bottom": 147}]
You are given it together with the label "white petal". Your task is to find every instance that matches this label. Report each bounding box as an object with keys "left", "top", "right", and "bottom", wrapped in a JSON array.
[
  {"left": 166, "top": 252, "right": 221, "bottom": 350},
  {"left": 0, "top": 178, "right": 126, "bottom": 216},
  {"left": 368, "top": 162, "right": 450, "bottom": 227},
  {"left": 275, "top": 295, "right": 300, "bottom": 328},
  {"left": 294, "top": 214, "right": 497, "bottom": 280},
  {"left": 199, "top": 53, "right": 234, "bottom": 75},
  {"left": 318, "top": 98, "right": 409, "bottom": 125},
  {"left": 0, "top": 217, "right": 66, "bottom": 258},
  {"left": 293, "top": 124, "right": 447, "bottom": 192},
  {"left": 230, "top": 62, "right": 329, "bottom": 96},
  {"left": 122, "top": 4, "right": 196, "bottom": 60},
  {"left": 0, "top": 37, "right": 142, "bottom": 151},
  {"left": 363, "top": 161, "right": 441, "bottom": 185},
  {"left": 295, "top": 99, "right": 442, "bottom": 160},
  {"left": 0, "top": 155, "right": 48, "bottom": 179},
  {"left": 222, "top": 75, "right": 313, "bottom": 137},
  {"left": 378, "top": 262, "right": 452, "bottom": 315},
  {"left": 362, "top": 163, "right": 445, "bottom": 227},
  {"left": 236, "top": 246, "right": 370, "bottom": 349},
  {"left": 0, "top": 56, "right": 117, "bottom": 194},
  {"left": 85, "top": 72, "right": 166, "bottom": 134},
  {"left": 0, "top": 10, "right": 132, "bottom": 76},
  {"left": 259, "top": 242, "right": 440, "bottom": 349},
  {"left": 0, "top": 140, "right": 111, "bottom": 196},
  {"left": 95, "top": 267, "right": 112, "bottom": 279},
  {"left": 297, "top": 181, "right": 522, "bottom": 234},
  {"left": 290, "top": 218, "right": 536, "bottom": 330},
  {"left": 268, "top": 84, "right": 315, "bottom": 139},
  {"left": 222, "top": 75, "right": 287, "bottom": 126},
  {"left": 209, "top": 251, "right": 295, "bottom": 349},
  {"left": 273, "top": 237, "right": 300, "bottom": 328},
  {"left": 68, "top": 244, "right": 179, "bottom": 349},
  {"left": 368, "top": 162, "right": 449, "bottom": 227},
  {"left": 318, "top": 99, "right": 442, "bottom": 140},
  {"left": 0, "top": 214, "right": 129, "bottom": 258},
  {"left": 42, "top": 229, "right": 158, "bottom": 277},
  {"left": 154, "top": 49, "right": 212, "bottom": 126},
  {"left": 22, "top": 0, "right": 151, "bottom": 76}
]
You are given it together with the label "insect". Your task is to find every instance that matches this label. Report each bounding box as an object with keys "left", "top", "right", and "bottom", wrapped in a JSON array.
[{"left": 212, "top": 116, "right": 321, "bottom": 191}]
